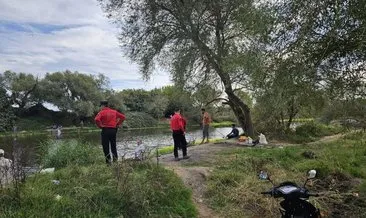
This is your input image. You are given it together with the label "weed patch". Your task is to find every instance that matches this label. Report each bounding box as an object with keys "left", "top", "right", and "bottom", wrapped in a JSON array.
[{"left": 204, "top": 132, "right": 366, "bottom": 217}]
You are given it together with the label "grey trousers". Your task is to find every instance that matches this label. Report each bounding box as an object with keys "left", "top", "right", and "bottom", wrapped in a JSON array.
[{"left": 202, "top": 125, "right": 209, "bottom": 138}]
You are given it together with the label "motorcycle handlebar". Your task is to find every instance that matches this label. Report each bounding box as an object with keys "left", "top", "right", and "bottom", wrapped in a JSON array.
[{"left": 307, "top": 193, "right": 319, "bottom": 197}]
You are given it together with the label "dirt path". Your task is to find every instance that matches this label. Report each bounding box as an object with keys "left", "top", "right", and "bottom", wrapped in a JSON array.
[
  {"left": 308, "top": 133, "right": 344, "bottom": 144},
  {"left": 159, "top": 143, "right": 232, "bottom": 218},
  {"left": 158, "top": 134, "right": 345, "bottom": 217}
]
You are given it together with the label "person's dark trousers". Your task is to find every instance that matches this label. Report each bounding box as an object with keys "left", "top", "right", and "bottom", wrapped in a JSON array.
[
  {"left": 172, "top": 130, "right": 187, "bottom": 158},
  {"left": 101, "top": 127, "right": 118, "bottom": 163},
  {"left": 227, "top": 135, "right": 238, "bottom": 139}
]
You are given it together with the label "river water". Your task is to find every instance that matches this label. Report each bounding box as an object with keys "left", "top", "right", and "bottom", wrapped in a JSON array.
[{"left": 0, "top": 126, "right": 237, "bottom": 165}]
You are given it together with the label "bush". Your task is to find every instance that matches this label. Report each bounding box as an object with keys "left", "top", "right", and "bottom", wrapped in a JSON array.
[
  {"left": 40, "top": 140, "right": 103, "bottom": 168},
  {"left": 124, "top": 112, "right": 158, "bottom": 128},
  {"left": 295, "top": 122, "right": 342, "bottom": 138}
]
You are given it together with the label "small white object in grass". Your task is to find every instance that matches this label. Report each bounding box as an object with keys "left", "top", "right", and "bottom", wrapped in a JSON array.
[
  {"left": 40, "top": 168, "right": 55, "bottom": 174},
  {"left": 308, "top": 170, "right": 317, "bottom": 179},
  {"left": 55, "top": 195, "right": 62, "bottom": 201},
  {"left": 51, "top": 180, "right": 60, "bottom": 185}
]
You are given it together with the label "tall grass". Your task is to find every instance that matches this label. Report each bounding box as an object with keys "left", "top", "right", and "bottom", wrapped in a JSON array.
[
  {"left": 39, "top": 139, "right": 103, "bottom": 168},
  {"left": 1, "top": 140, "right": 197, "bottom": 218},
  {"left": 204, "top": 131, "right": 366, "bottom": 217}
]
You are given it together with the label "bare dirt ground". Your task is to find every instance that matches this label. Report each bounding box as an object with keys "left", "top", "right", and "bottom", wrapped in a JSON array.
[
  {"left": 159, "top": 143, "right": 229, "bottom": 218},
  {"left": 158, "top": 134, "right": 345, "bottom": 218}
]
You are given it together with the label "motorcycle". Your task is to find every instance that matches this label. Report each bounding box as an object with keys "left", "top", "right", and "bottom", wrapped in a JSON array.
[{"left": 259, "top": 170, "right": 321, "bottom": 218}]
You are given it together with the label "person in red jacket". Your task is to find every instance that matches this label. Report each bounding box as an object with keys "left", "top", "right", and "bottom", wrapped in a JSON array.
[
  {"left": 95, "top": 101, "right": 125, "bottom": 164},
  {"left": 170, "top": 108, "right": 189, "bottom": 161}
]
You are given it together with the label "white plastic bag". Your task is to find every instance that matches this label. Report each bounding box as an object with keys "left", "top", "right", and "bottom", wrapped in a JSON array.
[
  {"left": 259, "top": 133, "right": 268, "bottom": 144},
  {"left": 40, "top": 168, "right": 55, "bottom": 174},
  {"left": 248, "top": 137, "right": 253, "bottom": 144}
]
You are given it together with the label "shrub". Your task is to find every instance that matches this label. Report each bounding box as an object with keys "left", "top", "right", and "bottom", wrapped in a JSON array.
[
  {"left": 40, "top": 140, "right": 103, "bottom": 168},
  {"left": 295, "top": 122, "right": 342, "bottom": 138},
  {"left": 123, "top": 112, "right": 158, "bottom": 128}
]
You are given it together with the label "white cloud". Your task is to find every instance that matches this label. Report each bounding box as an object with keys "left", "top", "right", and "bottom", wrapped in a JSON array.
[
  {"left": 0, "top": 0, "right": 172, "bottom": 90},
  {"left": 0, "top": 0, "right": 106, "bottom": 26}
]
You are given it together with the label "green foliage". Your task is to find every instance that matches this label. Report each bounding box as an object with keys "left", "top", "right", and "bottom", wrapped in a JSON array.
[
  {"left": 123, "top": 112, "right": 158, "bottom": 128},
  {"left": 269, "top": 0, "right": 366, "bottom": 99},
  {"left": 119, "top": 89, "right": 151, "bottom": 112},
  {"left": 40, "top": 71, "right": 105, "bottom": 117},
  {"left": 0, "top": 71, "right": 39, "bottom": 111},
  {"left": 16, "top": 116, "right": 54, "bottom": 131},
  {"left": 274, "top": 122, "right": 343, "bottom": 144},
  {"left": 0, "top": 87, "right": 15, "bottom": 131},
  {"left": 40, "top": 140, "right": 103, "bottom": 168},
  {"left": 321, "top": 98, "right": 366, "bottom": 129},
  {"left": 295, "top": 122, "right": 342, "bottom": 138},
  {"left": 160, "top": 86, "right": 195, "bottom": 118},
  {"left": 0, "top": 162, "right": 197, "bottom": 218},
  {"left": 211, "top": 121, "right": 233, "bottom": 128}
]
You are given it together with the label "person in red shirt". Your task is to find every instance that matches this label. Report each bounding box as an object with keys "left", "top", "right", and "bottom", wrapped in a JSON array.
[
  {"left": 95, "top": 101, "right": 125, "bottom": 164},
  {"left": 170, "top": 108, "right": 189, "bottom": 161}
]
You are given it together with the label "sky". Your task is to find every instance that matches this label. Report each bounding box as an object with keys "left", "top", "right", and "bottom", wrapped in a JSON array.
[{"left": 0, "top": 0, "right": 172, "bottom": 90}]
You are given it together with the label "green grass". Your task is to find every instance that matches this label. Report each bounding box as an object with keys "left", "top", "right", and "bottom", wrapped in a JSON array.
[
  {"left": 39, "top": 139, "right": 104, "bottom": 169},
  {"left": 211, "top": 121, "right": 233, "bottom": 128},
  {"left": 204, "top": 131, "right": 366, "bottom": 217},
  {"left": 284, "top": 118, "right": 314, "bottom": 123},
  {"left": 278, "top": 122, "right": 344, "bottom": 144},
  {"left": 1, "top": 140, "right": 197, "bottom": 218}
]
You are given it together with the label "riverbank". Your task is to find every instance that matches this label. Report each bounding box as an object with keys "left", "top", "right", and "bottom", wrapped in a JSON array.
[
  {"left": 0, "top": 140, "right": 197, "bottom": 218},
  {"left": 159, "top": 131, "right": 366, "bottom": 217}
]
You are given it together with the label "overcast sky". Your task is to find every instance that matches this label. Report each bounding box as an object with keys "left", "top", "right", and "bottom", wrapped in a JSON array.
[{"left": 0, "top": 0, "right": 172, "bottom": 90}]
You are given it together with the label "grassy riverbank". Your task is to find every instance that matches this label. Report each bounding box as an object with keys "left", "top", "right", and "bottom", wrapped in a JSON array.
[
  {"left": 203, "top": 131, "right": 366, "bottom": 217},
  {"left": 0, "top": 140, "right": 197, "bottom": 218}
]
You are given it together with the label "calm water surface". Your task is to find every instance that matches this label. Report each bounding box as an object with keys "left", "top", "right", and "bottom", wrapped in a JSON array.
[{"left": 0, "top": 127, "right": 238, "bottom": 165}]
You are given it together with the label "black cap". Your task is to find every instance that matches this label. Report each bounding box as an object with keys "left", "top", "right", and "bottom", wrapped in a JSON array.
[{"left": 100, "top": 101, "right": 108, "bottom": 106}]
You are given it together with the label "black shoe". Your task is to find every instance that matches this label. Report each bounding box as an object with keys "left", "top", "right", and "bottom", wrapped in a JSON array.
[
  {"left": 174, "top": 157, "right": 180, "bottom": 161},
  {"left": 183, "top": 156, "right": 190, "bottom": 159}
]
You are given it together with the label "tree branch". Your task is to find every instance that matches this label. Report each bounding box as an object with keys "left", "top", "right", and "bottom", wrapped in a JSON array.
[{"left": 205, "top": 97, "right": 229, "bottom": 106}]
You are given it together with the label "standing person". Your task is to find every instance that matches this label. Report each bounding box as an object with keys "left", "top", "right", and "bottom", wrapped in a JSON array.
[
  {"left": 200, "top": 108, "right": 211, "bottom": 144},
  {"left": 95, "top": 101, "right": 126, "bottom": 165},
  {"left": 170, "top": 108, "right": 189, "bottom": 161}
]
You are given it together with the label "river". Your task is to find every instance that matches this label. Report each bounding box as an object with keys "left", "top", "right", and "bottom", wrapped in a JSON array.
[{"left": 0, "top": 126, "right": 237, "bottom": 165}]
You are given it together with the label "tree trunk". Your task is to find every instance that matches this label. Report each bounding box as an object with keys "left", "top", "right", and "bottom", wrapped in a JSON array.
[{"left": 225, "top": 89, "right": 254, "bottom": 137}]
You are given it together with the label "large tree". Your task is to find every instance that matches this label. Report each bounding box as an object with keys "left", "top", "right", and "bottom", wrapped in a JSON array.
[
  {"left": 99, "top": 0, "right": 271, "bottom": 136},
  {"left": 40, "top": 71, "right": 107, "bottom": 117},
  {"left": 0, "top": 71, "right": 39, "bottom": 114},
  {"left": 269, "top": 0, "right": 366, "bottom": 99}
]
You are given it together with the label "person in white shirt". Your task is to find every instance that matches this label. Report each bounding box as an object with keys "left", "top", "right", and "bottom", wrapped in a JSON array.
[
  {"left": 0, "top": 149, "right": 13, "bottom": 186},
  {"left": 134, "top": 140, "right": 145, "bottom": 160}
]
